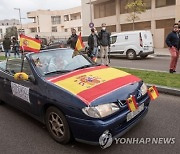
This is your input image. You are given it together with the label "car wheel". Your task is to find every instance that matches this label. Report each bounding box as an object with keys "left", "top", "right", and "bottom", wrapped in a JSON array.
[
  {"left": 126, "top": 49, "right": 136, "bottom": 60},
  {"left": 45, "top": 107, "right": 71, "bottom": 144},
  {"left": 140, "top": 55, "right": 148, "bottom": 59}
]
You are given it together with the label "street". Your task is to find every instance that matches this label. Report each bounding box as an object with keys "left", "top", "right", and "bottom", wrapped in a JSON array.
[
  {"left": 107, "top": 56, "right": 180, "bottom": 73},
  {"left": 0, "top": 94, "right": 179, "bottom": 154}
]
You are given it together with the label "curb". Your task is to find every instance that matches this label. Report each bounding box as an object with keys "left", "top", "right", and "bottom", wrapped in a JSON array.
[{"left": 154, "top": 54, "right": 170, "bottom": 57}]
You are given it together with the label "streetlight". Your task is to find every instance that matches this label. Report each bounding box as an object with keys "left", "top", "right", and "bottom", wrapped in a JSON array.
[
  {"left": 14, "top": 8, "right": 23, "bottom": 34},
  {"left": 89, "top": 0, "right": 92, "bottom": 23}
]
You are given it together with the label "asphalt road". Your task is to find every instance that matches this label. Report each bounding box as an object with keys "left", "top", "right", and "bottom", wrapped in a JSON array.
[
  {"left": 0, "top": 94, "right": 179, "bottom": 154},
  {"left": 107, "top": 56, "right": 180, "bottom": 73}
]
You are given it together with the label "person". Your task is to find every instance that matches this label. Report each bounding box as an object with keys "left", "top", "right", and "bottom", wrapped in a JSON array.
[
  {"left": 12, "top": 37, "right": 20, "bottom": 58},
  {"left": 3, "top": 36, "right": 11, "bottom": 58},
  {"left": 165, "top": 23, "right": 180, "bottom": 73},
  {"left": 88, "top": 28, "right": 99, "bottom": 62},
  {"left": 67, "top": 28, "right": 78, "bottom": 50},
  {"left": 98, "top": 23, "right": 111, "bottom": 65}
]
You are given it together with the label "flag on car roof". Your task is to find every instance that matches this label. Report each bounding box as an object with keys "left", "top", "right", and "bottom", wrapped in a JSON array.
[
  {"left": 20, "top": 34, "right": 41, "bottom": 53},
  {"left": 126, "top": 95, "right": 138, "bottom": 112},
  {"left": 148, "top": 86, "right": 159, "bottom": 100}
]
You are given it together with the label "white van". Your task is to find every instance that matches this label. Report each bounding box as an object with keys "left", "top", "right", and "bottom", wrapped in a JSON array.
[{"left": 110, "top": 30, "right": 154, "bottom": 59}]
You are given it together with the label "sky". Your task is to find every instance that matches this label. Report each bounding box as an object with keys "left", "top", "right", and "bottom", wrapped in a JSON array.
[{"left": 0, "top": 0, "right": 81, "bottom": 23}]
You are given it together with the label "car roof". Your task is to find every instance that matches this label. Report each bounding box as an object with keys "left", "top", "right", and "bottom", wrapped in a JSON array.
[{"left": 111, "top": 30, "right": 151, "bottom": 37}]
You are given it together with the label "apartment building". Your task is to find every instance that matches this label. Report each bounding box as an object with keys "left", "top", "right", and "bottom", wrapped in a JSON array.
[
  {"left": 81, "top": 0, "right": 180, "bottom": 48},
  {"left": 19, "top": 6, "right": 82, "bottom": 40},
  {"left": 0, "top": 19, "right": 19, "bottom": 40}
]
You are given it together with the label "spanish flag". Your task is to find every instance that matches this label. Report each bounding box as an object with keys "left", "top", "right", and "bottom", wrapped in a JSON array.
[
  {"left": 75, "top": 32, "right": 85, "bottom": 51},
  {"left": 126, "top": 95, "right": 138, "bottom": 112},
  {"left": 148, "top": 86, "right": 159, "bottom": 100},
  {"left": 20, "top": 34, "right": 41, "bottom": 53}
]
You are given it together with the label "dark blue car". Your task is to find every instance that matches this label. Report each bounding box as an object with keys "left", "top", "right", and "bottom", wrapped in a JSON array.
[{"left": 0, "top": 48, "right": 150, "bottom": 146}]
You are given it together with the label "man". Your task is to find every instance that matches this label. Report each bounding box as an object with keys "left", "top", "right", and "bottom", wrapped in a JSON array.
[
  {"left": 3, "top": 36, "right": 11, "bottom": 58},
  {"left": 88, "top": 28, "right": 99, "bottom": 62},
  {"left": 98, "top": 23, "right": 110, "bottom": 65},
  {"left": 67, "top": 28, "right": 78, "bottom": 50},
  {"left": 166, "top": 23, "right": 179, "bottom": 73},
  {"left": 12, "top": 37, "right": 20, "bottom": 58}
]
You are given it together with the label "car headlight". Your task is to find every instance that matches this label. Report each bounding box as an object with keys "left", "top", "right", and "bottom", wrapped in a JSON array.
[
  {"left": 82, "top": 103, "right": 120, "bottom": 118},
  {"left": 140, "top": 83, "right": 148, "bottom": 95}
]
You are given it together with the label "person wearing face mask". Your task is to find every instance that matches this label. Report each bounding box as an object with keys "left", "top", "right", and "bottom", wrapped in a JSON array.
[
  {"left": 88, "top": 28, "right": 99, "bottom": 62},
  {"left": 166, "top": 23, "right": 180, "bottom": 73},
  {"left": 98, "top": 23, "right": 110, "bottom": 65},
  {"left": 67, "top": 28, "right": 78, "bottom": 50}
]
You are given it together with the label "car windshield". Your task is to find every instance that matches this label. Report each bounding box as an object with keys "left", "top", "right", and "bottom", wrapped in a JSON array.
[{"left": 31, "top": 49, "right": 93, "bottom": 76}]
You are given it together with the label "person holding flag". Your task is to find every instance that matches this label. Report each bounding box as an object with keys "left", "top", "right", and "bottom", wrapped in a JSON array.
[{"left": 67, "top": 28, "right": 78, "bottom": 50}]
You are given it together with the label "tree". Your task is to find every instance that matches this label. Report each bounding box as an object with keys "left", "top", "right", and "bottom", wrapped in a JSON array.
[
  {"left": 126, "top": 0, "right": 146, "bottom": 30},
  {"left": 5, "top": 26, "right": 18, "bottom": 39}
]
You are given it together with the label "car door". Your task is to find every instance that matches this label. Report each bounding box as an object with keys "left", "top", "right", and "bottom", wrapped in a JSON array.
[{"left": 4, "top": 58, "right": 42, "bottom": 116}]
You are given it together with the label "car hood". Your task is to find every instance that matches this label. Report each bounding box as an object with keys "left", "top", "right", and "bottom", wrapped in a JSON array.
[{"left": 46, "top": 65, "right": 141, "bottom": 105}]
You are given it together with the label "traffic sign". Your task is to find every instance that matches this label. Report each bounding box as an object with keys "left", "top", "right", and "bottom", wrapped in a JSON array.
[{"left": 89, "top": 22, "right": 94, "bottom": 28}]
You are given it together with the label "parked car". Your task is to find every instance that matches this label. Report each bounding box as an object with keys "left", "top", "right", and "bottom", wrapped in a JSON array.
[
  {"left": 110, "top": 30, "right": 154, "bottom": 59},
  {"left": 0, "top": 48, "right": 151, "bottom": 145}
]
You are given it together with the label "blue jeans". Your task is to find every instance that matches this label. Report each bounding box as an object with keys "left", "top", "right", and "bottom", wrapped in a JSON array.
[
  {"left": 91, "top": 47, "right": 98, "bottom": 58},
  {"left": 4, "top": 49, "right": 11, "bottom": 58}
]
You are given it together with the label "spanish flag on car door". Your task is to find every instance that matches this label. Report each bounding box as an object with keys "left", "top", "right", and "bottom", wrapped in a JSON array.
[
  {"left": 126, "top": 95, "right": 138, "bottom": 112},
  {"left": 20, "top": 34, "right": 41, "bottom": 53},
  {"left": 148, "top": 86, "right": 159, "bottom": 100}
]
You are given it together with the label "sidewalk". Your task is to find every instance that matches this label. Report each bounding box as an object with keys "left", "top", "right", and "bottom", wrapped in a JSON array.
[{"left": 154, "top": 48, "right": 170, "bottom": 57}]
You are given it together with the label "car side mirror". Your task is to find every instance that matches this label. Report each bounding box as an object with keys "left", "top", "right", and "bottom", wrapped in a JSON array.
[{"left": 14, "top": 72, "right": 29, "bottom": 81}]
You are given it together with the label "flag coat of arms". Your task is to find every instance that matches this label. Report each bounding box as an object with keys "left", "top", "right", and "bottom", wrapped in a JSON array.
[
  {"left": 126, "top": 95, "right": 138, "bottom": 112},
  {"left": 148, "top": 86, "right": 159, "bottom": 100},
  {"left": 20, "top": 34, "right": 41, "bottom": 52}
]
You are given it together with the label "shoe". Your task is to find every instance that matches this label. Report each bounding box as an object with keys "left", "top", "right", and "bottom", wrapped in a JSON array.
[
  {"left": 169, "top": 69, "right": 174, "bottom": 73},
  {"left": 173, "top": 70, "right": 176, "bottom": 73}
]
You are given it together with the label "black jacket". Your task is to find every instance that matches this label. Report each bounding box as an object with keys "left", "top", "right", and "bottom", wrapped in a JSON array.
[
  {"left": 98, "top": 30, "right": 110, "bottom": 46},
  {"left": 3, "top": 38, "right": 11, "bottom": 50},
  {"left": 67, "top": 34, "right": 78, "bottom": 49},
  {"left": 165, "top": 31, "right": 179, "bottom": 49},
  {"left": 88, "top": 34, "right": 99, "bottom": 52}
]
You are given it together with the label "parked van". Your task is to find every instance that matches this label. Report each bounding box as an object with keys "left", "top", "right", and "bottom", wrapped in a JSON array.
[{"left": 110, "top": 30, "right": 154, "bottom": 59}]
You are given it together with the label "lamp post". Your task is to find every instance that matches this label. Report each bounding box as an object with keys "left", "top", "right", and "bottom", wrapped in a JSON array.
[
  {"left": 14, "top": 8, "right": 23, "bottom": 34},
  {"left": 90, "top": 0, "right": 92, "bottom": 23}
]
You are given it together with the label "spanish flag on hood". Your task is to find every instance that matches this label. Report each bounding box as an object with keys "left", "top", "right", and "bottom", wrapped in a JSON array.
[{"left": 20, "top": 34, "right": 41, "bottom": 53}]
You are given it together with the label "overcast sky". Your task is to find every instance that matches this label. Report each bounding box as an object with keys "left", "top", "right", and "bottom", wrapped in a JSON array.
[{"left": 0, "top": 0, "right": 81, "bottom": 23}]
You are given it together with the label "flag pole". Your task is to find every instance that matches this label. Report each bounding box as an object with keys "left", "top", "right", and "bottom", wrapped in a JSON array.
[{"left": 20, "top": 45, "right": 25, "bottom": 72}]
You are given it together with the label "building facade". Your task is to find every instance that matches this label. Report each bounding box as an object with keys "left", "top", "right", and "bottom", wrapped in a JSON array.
[
  {"left": 0, "top": 19, "right": 19, "bottom": 40},
  {"left": 81, "top": 0, "right": 180, "bottom": 48},
  {"left": 19, "top": 6, "right": 82, "bottom": 41}
]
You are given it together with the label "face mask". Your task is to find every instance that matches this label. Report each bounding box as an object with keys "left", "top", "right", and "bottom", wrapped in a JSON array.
[{"left": 102, "top": 27, "right": 106, "bottom": 31}]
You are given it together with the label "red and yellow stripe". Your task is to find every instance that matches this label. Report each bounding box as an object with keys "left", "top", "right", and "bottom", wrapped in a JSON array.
[
  {"left": 47, "top": 66, "right": 141, "bottom": 105},
  {"left": 126, "top": 95, "right": 138, "bottom": 112}
]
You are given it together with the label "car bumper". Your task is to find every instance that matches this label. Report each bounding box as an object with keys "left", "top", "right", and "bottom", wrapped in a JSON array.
[
  {"left": 66, "top": 96, "right": 150, "bottom": 145},
  {"left": 138, "top": 50, "right": 154, "bottom": 56}
]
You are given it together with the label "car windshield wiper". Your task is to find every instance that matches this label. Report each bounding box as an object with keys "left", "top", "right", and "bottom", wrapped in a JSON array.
[
  {"left": 45, "top": 70, "right": 71, "bottom": 75},
  {"left": 74, "top": 64, "right": 94, "bottom": 70}
]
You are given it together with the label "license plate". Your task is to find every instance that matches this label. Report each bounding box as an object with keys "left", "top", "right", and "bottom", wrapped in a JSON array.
[{"left": 127, "top": 103, "right": 144, "bottom": 122}]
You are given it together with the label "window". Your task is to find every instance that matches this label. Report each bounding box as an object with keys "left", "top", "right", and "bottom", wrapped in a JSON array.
[
  {"left": 78, "top": 27, "right": 81, "bottom": 31},
  {"left": 52, "top": 26, "right": 57, "bottom": 32},
  {"left": 30, "top": 28, "right": 37, "bottom": 33},
  {"left": 110, "top": 36, "right": 117, "bottom": 44},
  {"left": 0, "top": 29, "right": 2, "bottom": 33},
  {"left": 121, "top": 21, "right": 151, "bottom": 31},
  {"left": 156, "top": 0, "right": 175, "bottom": 8},
  {"left": 64, "top": 15, "right": 69, "bottom": 21},
  {"left": 51, "top": 16, "right": 61, "bottom": 24},
  {"left": 120, "top": 0, "right": 151, "bottom": 14},
  {"left": 156, "top": 19, "right": 175, "bottom": 29},
  {"left": 64, "top": 29, "right": 68, "bottom": 32},
  {"left": 94, "top": 0, "right": 116, "bottom": 19}
]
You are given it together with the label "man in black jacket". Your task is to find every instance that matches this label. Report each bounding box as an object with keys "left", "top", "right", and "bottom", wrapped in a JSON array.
[
  {"left": 67, "top": 28, "right": 78, "bottom": 50},
  {"left": 88, "top": 28, "right": 99, "bottom": 62},
  {"left": 98, "top": 23, "right": 110, "bottom": 65},
  {"left": 165, "top": 23, "right": 179, "bottom": 73},
  {"left": 3, "top": 36, "right": 11, "bottom": 58}
]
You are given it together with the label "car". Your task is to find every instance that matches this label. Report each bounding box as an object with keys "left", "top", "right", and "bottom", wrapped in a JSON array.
[
  {"left": 0, "top": 42, "right": 4, "bottom": 52},
  {"left": 110, "top": 30, "right": 154, "bottom": 59},
  {"left": 0, "top": 48, "right": 151, "bottom": 145}
]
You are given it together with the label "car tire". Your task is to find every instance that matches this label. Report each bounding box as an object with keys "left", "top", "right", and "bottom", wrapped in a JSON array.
[
  {"left": 45, "top": 106, "right": 71, "bottom": 144},
  {"left": 126, "top": 49, "right": 136, "bottom": 60},
  {"left": 140, "top": 55, "right": 148, "bottom": 59}
]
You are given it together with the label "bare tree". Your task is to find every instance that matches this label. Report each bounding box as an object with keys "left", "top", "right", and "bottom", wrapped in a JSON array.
[{"left": 126, "top": 0, "right": 146, "bottom": 30}]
